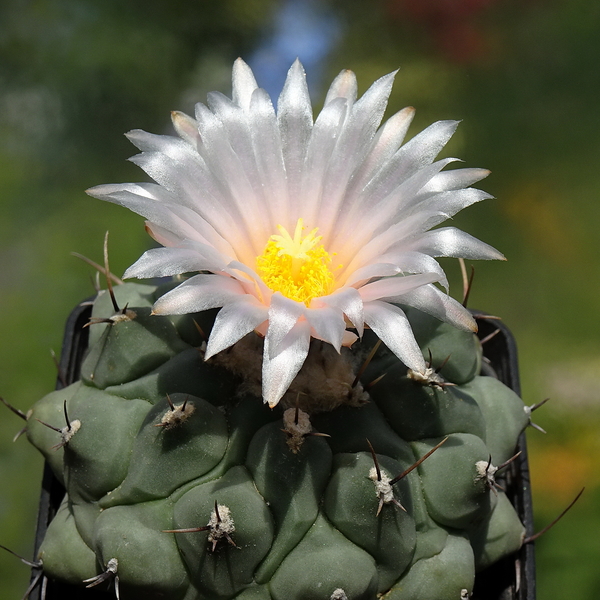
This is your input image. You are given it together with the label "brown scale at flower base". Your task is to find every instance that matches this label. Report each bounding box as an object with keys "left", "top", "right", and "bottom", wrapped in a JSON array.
[{"left": 212, "top": 334, "right": 369, "bottom": 413}]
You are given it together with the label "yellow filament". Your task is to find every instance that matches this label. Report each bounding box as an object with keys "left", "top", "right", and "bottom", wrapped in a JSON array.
[{"left": 257, "top": 218, "right": 337, "bottom": 305}]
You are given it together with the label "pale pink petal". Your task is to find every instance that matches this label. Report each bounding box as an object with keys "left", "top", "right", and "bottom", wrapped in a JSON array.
[
  {"left": 193, "top": 101, "right": 271, "bottom": 255},
  {"left": 262, "top": 319, "right": 311, "bottom": 407},
  {"left": 340, "top": 210, "right": 447, "bottom": 279},
  {"left": 331, "top": 157, "right": 458, "bottom": 253},
  {"left": 86, "top": 183, "right": 228, "bottom": 252}
]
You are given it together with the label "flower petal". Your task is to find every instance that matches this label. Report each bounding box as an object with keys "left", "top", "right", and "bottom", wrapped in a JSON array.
[
  {"left": 318, "top": 70, "right": 398, "bottom": 240},
  {"left": 419, "top": 167, "right": 490, "bottom": 194},
  {"left": 397, "top": 284, "right": 477, "bottom": 332},
  {"left": 407, "top": 227, "right": 506, "bottom": 260},
  {"left": 312, "top": 286, "right": 364, "bottom": 336},
  {"left": 344, "top": 106, "right": 416, "bottom": 200},
  {"left": 232, "top": 58, "right": 259, "bottom": 112},
  {"left": 299, "top": 96, "right": 348, "bottom": 227},
  {"left": 278, "top": 60, "right": 313, "bottom": 202},
  {"left": 305, "top": 305, "right": 346, "bottom": 351},
  {"left": 324, "top": 69, "right": 357, "bottom": 107},
  {"left": 262, "top": 319, "right": 311, "bottom": 407},
  {"left": 358, "top": 273, "right": 441, "bottom": 303},
  {"left": 266, "top": 293, "right": 306, "bottom": 358},
  {"left": 124, "top": 246, "right": 227, "bottom": 279},
  {"left": 152, "top": 274, "right": 245, "bottom": 315},
  {"left": 171, "top": 111, "right": 200, "bottom": 147},
  {"left": 363, "top": 301, "right": 426, "bottom": 373},
  {"left": 249, "top": 88, "right": 289, "bottom": 226},
  {"left": 205, "top": 296, "right": 268, "bottom": 359},
  {"left": 345, "top": 252, "right": 447, "bottom": 289}
]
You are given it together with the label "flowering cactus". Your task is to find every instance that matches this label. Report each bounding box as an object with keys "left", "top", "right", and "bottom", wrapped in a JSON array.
[{"left": 22, "top": 60, "right": 530, "bottom": 600}]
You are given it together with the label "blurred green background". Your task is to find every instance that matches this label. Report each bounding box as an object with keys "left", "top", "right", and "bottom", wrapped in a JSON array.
[{"left": 1, "top": 0, "right": 599, "bottom": 597}]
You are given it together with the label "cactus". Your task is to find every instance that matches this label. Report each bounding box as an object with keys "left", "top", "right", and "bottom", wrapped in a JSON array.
[
  {"left": 19, "top": 59, "right": 533, "bottom": 599},
  {"left": 24, "top": 280, "right": 529, "bottom": 600}
]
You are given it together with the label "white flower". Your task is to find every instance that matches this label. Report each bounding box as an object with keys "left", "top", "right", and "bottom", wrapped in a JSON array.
[{"left": 87, "top": 59, "right": 503, "bottom": 408}]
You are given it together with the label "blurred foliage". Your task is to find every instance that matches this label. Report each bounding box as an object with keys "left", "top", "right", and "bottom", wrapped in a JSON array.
[{"left": 1, "top": 0, "right": 599, "bottom": 598}]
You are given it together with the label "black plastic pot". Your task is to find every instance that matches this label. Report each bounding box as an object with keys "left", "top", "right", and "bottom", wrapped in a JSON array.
[{"left": 28, "top": 303, "right": 536, "bottom": 600}]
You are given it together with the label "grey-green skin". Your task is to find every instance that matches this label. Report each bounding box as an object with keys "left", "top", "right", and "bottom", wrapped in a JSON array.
[{"left": 26, "top": 283, "right": 528, "bottom": 600}]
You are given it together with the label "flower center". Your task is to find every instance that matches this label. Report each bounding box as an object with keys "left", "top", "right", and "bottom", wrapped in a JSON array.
[{"left": 256, "top": 218, "right": 336, "bottom": 305}]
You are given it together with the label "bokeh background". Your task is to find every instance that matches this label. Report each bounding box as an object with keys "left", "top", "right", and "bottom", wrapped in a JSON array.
[{"left": 1, "top": 0, "right": 599, "bottom": 597}]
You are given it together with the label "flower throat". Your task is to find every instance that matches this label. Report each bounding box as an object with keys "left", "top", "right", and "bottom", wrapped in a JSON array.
[{"left": 256, "top": 218, "right": 336, "bottom": 306}]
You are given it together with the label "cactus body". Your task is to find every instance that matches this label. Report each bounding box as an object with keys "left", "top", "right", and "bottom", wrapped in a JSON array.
[{"left": 27, "top": 282, "right": 528, "bottom": 600}]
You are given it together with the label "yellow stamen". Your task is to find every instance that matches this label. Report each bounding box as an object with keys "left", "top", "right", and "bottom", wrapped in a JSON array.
[{"left": 257, "top": 218, "right": 336, "bottom": 305}]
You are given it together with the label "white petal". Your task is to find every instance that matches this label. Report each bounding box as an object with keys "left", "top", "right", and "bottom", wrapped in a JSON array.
[
  {"left": 87, "top": 183, "right": 235, "bottom": 258},
  {"left": 262, "top": 319, "right": 311, "bottom": 407},
  {"left": 393, "top": 119, "right": 459, "bottom": 172},
  {"left": 318, "top": 71, "right": 398, "bottom": 240},
  {"left": 300, "top": 97, "right": 348, "bottom": 227},
  {"left": 305, "top": 306, "right": 346, "bottom": 351},
  {"left": 249, "top": 88, "right": 289, "bottom": 226},
  {"left": 266, "top": 293, "right": 306, "bottom": 358},
  {"left": 224, "top": 260, "right": 272, "bottom": 300},
  {"left": 277, "top": 60, "right": 313, "bottom": 202},
  {"left": 171, "top": 111, "right": 200, "bottom": 147},
  {"left": 324, "top": 69, "right": 357, "bottom": 107},
  {"left": 409, "top": 188, "right": 492, "bottom": 221},
  {"left": 333, "top": 157, "right": 458, "bottom": 253},
  {"left": 205, "top": 296, "right": 268, "bottom": 359},
  {"left": 407, "top": 227, "right": 506, "bottom": 260},
  {"left": 358, "top": 273, "right": 440, "bottom": 303},
  {"left": 152, "top": 274, "right": 245, "bottom": 315},
  {"left": 312, "top": 287, "right": 364, "bottom": 337},
  {"left": 123, "top": 246, "right": 226, "bottom": 280},
  {"left": 344, "top": 106, "right": 416, "bottom": 199},
  {"left": 397, "top": 284, "right": 477, "bottom": 332},
  {"left": 340, "top": 210, "right": 448, "bottom": 278},
  {"left": 420, "top": 167, "right": 490, "bottom": 194},
  {"left": 363, "top": 301, "right": 426, "bottom": 373},
  {"left": 345, "top": 252, "right": 447, "bottom": 289},
  {"left": 232, "top": 58, "right": 259, "bottom": 111},
  {"left": 193, "top": 100, "right": 270, "bottom": 255}
]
